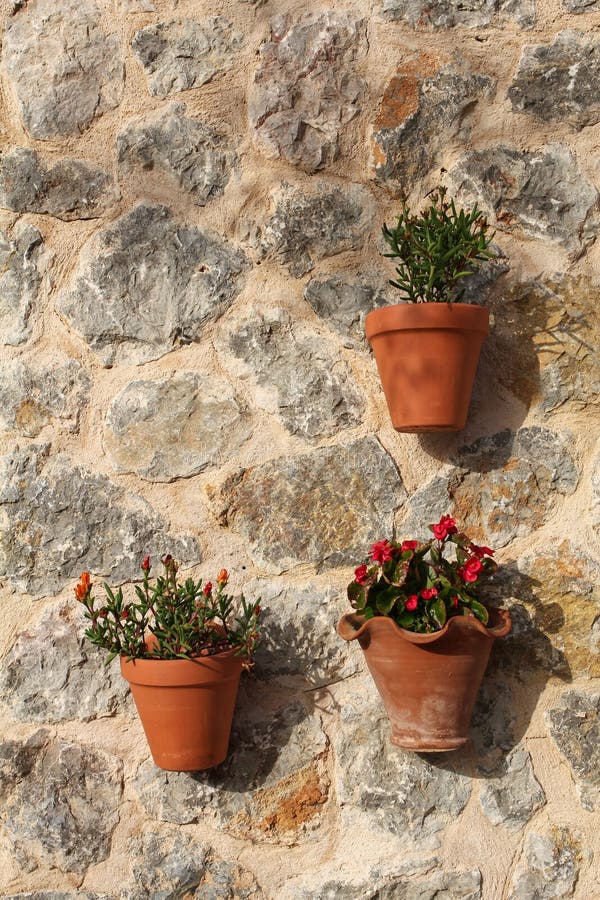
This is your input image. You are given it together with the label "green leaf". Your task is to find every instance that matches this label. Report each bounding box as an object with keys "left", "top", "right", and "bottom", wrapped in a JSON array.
[
  {"left": 469, "top": 599, "right": 489, "bottom": 625},
  {"left": 347, "top": 581, "right": 367, "bottom": 611},
  {"left": 396, "top": 611, "right": 416, "bottom": 628},
  {"left": 375, "top": 585, "right": 400, "bottom": 615},
  {"left": 429, "top": 598, "right": 447, "bottom": 628}
]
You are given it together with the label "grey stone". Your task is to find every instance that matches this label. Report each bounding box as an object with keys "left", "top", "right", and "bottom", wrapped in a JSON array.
[
  {"left": 56, "top": 203, "right": 248, "bottom": 366},
  {"left": 0, "top": 223, "right": 46, "bottom": 347},
  {"left": 0, "top": 732, "right": 122, "bottom": 874},
  {"left": 258, "top": 183, "right": 374, "bottom": 277},
  {"left": 222, "top": 308, "right": 365, "bottom": 439},
  {"left": 117, "top": 104, "right": 236, "bottom": 206},
  {"left": 0, "top": 148, "right": 117, "bottom": 221},
  {"left": 565, "top": 0, "right": 600, "bottom": 9},
  {"left": 249, "top": 13, "right": 366, "bottom": 173},
  {"left": 371, "top": 58, "right": 493, "bottom": 191},
  {"left": 120, "top": 0, "right": 155, "bottom": 9},
  {"left": 546, "top": 690, "right": 600, "bottom": 811},
  {"left": 212, "top": 436, "right": 405, "bottom": 573},
  {"left": 479, "top": 748, "right": 546, "bottom": 831},
  {"left": 249, "top": 578, "right": 361, "bottom": 687},
  {"left": 5, "top": 893, "right": 110, "bottom": 900},
  {"left": 304, "top": 273, "right": 391, "bottom": 346},
  {"left": 0, "top": 443, "right": 199, "bottom": 596},
  {"left": 134, "top": 693, "right": 329, "bottom": 843},
  {"left": 292, "top": 869, "right": 482, "bottom": 900},
  {"left": 471, "top": 678, "right": 517, "bottom": 771},
  {"left": 334, "top": 689, "right": 471, "bottom": 847},
  {"left": 380, "top": 0, "right": 534, "bottom": 28},
  {"left": 0, "top": 352, "right": 91, "bottom": 436},
  {"left": 104, "top": 373, "right": 252, "bottom": 482},
  {"left": 509, "top": 827, "right": 581, "bottom": 899},
  {"left": 127, "top": 828, "right": 264, "bottom": 899},
  {"left": 451, "top": 427, "right": 579, "bottom": 548},
  {"left": 399, "top": 476, "right": 454, "bottom": 542},
  {"left": 2, "top": 0, "right": 124, "bottom": 139},
  {"left": 594, "top": 450, "right": 600, "bottom": 539},
  {"left": 448, "top": 144, "right": 600, "bottom": 256},
  {"left": 132, "top": 18, "right": 243, "bottom": 98},
  {"left": 0, "top": 603, "right": 129, "bottom": 723},
  {"left": 509, "top": 32, "right": 600, "bottom": 129}
]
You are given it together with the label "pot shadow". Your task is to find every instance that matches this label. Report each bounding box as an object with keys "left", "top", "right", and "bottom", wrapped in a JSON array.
[{"left": 417, "top": 562, "right": 572, "bottom": 780}]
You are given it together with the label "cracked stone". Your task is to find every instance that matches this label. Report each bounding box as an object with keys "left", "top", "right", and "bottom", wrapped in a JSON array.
[
  {"left": 0, "top": 352, "right": 90, "bottom": 437},
  {"left": 2, "top": 0, "right": 123, "bottom": 139},
  {"left": 258, "top": 183, "right": 373, "bottom": 277},
  {"left": 371, "top": 55, "right": 493, "bottom": 191},
  {"left": 249, "top": 12, "right": 366, "bottom": 173},
  {"left": 380, "top": 0, "right": 534, "bottom": 28},
  {"left": 132, "top": 18, "right": 243, "bottom": 98},
  {"left": 0, "top": 731, "right": 122, "bottom": 874},
  {"left": 117, "top": 104, "right": 236, "bottom": 206},
  {"left": 448, "top": 144, "right": 600, "bottom": 256},
  {"left": 509, "top": 827, "right": 581, "bottom": 899},
  {"left": 479, "top": 748, "right": 546, "bottom": 831},
  {"left": 509, "top": 31, "right": 600, "bottom": 129},
  {"left": 0, "top": 223, "right": 46, "bottom": 347},
  {"left": 104, "top": 372, "right": 252, "bottom": 482},
  {"left": 304, "top": 273, "right": 391, "bottom": 347},
  {"left": 546, "top": 690, "right": 600, "bottom": 811},
  {"left": 56, "top": 203, "right": 248, "bottom": 366},
  {"left": 0, "top": 443, "right": 199, "bottom": 596},
  {"left": 221, "top": 308, "right": 365, "bottom": 439},
  {"left": 212, "top": 437, "right": 405, "bottom": 573}
]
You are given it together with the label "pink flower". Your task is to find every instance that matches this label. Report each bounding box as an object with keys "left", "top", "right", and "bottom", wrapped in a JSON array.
[
  {"left": 420, "top": 587, "right": 438, "bottom": 600},
  {"left": 469, "top": 543, "right": 494, "bottom": 559},
  {"left": 371, "top": 540, "right": 395, "bottom": 564},
  {"left": 354, "top": 564, "right": 369, "bottom": 585},
  {"left": 432, "top": 515, "right": 458, "bottom": 541},
  {"left": 405, "top": 595, "right": 418, "bottom": 611},
  {"left": 400, "top": 540, "right": 419, "bottom": 553}
]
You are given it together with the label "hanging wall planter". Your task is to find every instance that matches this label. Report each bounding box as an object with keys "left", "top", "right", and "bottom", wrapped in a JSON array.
[
  {"left": 338, "top": 516, "right": 512, "bottom": 751},
  {"left": 370, "top": 186, "right": 497, "bottom": 433},
  {"left": 74, "top": 558, "right": 261, "bottom": 772}
]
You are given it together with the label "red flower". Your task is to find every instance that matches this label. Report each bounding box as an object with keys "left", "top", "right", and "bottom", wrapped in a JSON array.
[
  {"left": 400, "top": 540, "right": 419, "bottom": 553},
  {"left": 354, "top": 564, "right": 369, "bottom": 585},
  {"left": 405, "top": 595, "right": 418, "bottom": 611},
  {"left": 371, "top": 540, "right": 395, "bottom": 564},
  {"left": 432, "top": 515, "right": 458, "bottom": 541},
  {"left": 120, "top": 609, "right": 129, "bottom": 620},
  {"left": 459, "top": 558, "right": 483, "bottom": 583},
  {"left": 469, "top": 543, "right": 494, "bottom": 559},
  {"left": 203, "top": 582, "right": 213, "bottom": 597},
  {"left": 141, "top": 555, "right": 151, "bottom": 572},
  {"left": 98, "top": 607, "right": 108, "bottom": 618},
  {"left": 217, "top": 568, "right": 229, "bottom": 584},
  {"left": 74, "top": 572, "right": 91, "bottom": 602},
  {"left": 420, "top": 587, "right": 438, "bottom": 600},
  {"left": 451, "top": 595, "right": 459, "bottom": 608}
]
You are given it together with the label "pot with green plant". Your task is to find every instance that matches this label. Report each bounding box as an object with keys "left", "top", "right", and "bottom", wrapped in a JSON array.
[
  {"left": 337, "top": 515, "right": 511, "bottom": 751},
  {"left": 75, "top": 556, "right": 260, "bottom": 771},
  {"left": 367, "top": 186, "right": 497, "bottom": 432}
]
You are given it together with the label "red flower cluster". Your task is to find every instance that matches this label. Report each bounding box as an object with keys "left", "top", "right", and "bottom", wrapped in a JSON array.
[
  {"left": 371, "top": 540, "right": 395, "bottom": 564},
  {"left": 354, "top": 564, "right": 369, "bottom": 585},
  {"left": 458, "top": 557, "right": 483, "bottom": 583},
  {"left": 420, "top": 587, "right": 438, "bottom": 600},
  {"left": 401, "top": 540, "right": 420, "bottom": 552},
  {"left": 432, "top": 515, "right": 458, "bottom": 541},
  {"left": 469, "top": 543, "right": 494, "bottom": 559},
  {"left": 405, "top": 595, "right": 418, "bottom": 611}
]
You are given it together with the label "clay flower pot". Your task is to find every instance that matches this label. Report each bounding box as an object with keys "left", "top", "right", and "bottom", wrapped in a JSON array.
[
  {"left": 338, "top": 607, "right": 511, "bottom": 752},
  {"left": 121, "top": 648, "right": 243, "bottom": 771},
  {"left": 365, "top": 303, "right": 489, "bottom": 432}
]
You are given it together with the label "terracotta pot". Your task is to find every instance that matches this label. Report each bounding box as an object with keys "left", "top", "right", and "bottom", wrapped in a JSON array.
[
  {"left": 365, "top": 303, "right": 489, "bottom": 432},
  {"left": 338, "top": 608, "right": 511, "bottom": 752},
  {"left": 120, "top": 648, "right": 243, "bottom": 771}
]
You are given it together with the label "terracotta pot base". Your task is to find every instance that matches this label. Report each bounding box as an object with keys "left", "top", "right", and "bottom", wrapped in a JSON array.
[{"left": 391, "top": 732, "right": 468, "bottom": 752}]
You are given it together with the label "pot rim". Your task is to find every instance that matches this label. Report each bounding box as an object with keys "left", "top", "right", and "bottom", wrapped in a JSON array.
[
  {"left": 338, "top": 607, "right": 511, "bottom": 644},
  {"left": 365, "top": 302, "right": 489, "bottom": 341}
]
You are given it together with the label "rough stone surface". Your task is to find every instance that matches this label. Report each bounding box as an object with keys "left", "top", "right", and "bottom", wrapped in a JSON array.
[
  {"left": 5, "top": 894, "right": 109, "bottom": 900},
  {"left": 334, "top": 690, "right": 471, "bottom": 847},
  {"left": 2, "top": 0, "right": 123, "bottom": 139},
  {"left": 126, "top": 829, "right": 264, "bottom": 899},
  {"left": 0, "top": 604, "right": 129, "bottom": 723},
  {"left": 509, "top": 827, "right": 581, "bottom": 899},
  {"left": 0, "top": 223, "right": 46, "bottom": 347},
  {"left": 249, "top": 578, "right": 361, "bottom": 687},
  {"left": 257, "top": 183, "right": 373, "bottom": 277},
  {"left": 56, "top": 203, "right": 248, "bottom": 366},
  {"left": 249, "top": 13, "right": 366, "bottom": 172},
  {"left": 509, "top": 32, "right": 600, "bottom": 129},
  {"left": 134, "top": 693, "right": 329, "bottom": 844},
  {"left": 0, "top": 443, "right": 199, "bottom": 596},
  {"left": 0, "top": 352, "right": 91, "bottom": 436},
  {"left": 448, "top": 144, "right": 600, "bottom": 255},
  {"left": 104, "top": 372, "right": 251, "bottom": 482},
  {"left": 293, "top": 869, "right": 482, "bottom": 899},
  {"left": 593, "top": 449, "right": 600, "bottom": 539},
  {"left": 471, "top": 677, "right": 517, "bottom": 772},
  {"left": 546, "top": 690, "right": 600, "bottom": 811},
  {"left": 0, "top": 148, "right": 117, "bottom": 221},
  {"left": 304, "top": 273, "right": 391, "bottom": 347},
  {"left": 479, "top": 748, "right": 546, "bottom": 831},
  {"left": 451, "top": 427, "right": 579, "bottom": 548},
  {"left": 132, "top": 18, "right": 243, "bottom": 98},
  {"left": 0, "top": 732, "right": 122, "bottom": 874},
  {"left": 222, "top": 308, "right": 365, "bottom": 439},
  {"left": 117, "top": 104, "right": 236, "bottom": 206},
  {"left": 380, "top": 0, "right": 534, "bottom": 28},
  {"left": 565, "top": 0, "right": 600, "bottom": 9},
  {"left": 212, "top": 437, "right": 405, "bottom": 573},
  {"left": 371, "top": 56, "right": 493, "bottom": 190}
]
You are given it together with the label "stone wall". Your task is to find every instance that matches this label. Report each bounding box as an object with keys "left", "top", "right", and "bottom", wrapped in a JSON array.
[{"left": 0, "top": 0, "right": 599, "bottom": 896}]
